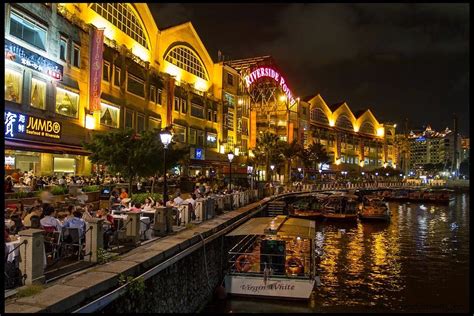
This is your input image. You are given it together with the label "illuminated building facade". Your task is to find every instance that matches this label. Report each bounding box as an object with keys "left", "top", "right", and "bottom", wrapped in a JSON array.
[
  {"left": 304, "top": 94, "right": 397, "bottom": 172},
  {"left": 4, "top": 3, "right": 249, "bottom": 177},
  {"left": 407, "top": 126, "right": 461, "bottom": 174}
]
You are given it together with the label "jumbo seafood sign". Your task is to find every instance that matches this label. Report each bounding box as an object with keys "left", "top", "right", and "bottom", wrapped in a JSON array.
[
  {"left": 225, "top": 275, "right": 315, "bottom": 299},
  {"left": 4, "top": 110, "right": 62, "bottom": 140}
]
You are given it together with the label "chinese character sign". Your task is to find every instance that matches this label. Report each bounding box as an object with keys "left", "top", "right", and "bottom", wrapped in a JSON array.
[
  {"left": 89, "top": 29, "right": 104, "bottom": 112},
  {"left": 4, "top": 111, "right": 61, "bottom": 139}
]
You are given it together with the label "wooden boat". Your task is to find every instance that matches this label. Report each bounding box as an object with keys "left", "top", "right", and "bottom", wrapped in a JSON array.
[
  {"left": 359, "top": 195, "right": 390, "bottom": 222},
  {"left": 321, "top": 194, "right": 359, "bottom": 222},
  {"left": 287, "top": 193, "right": 327, "bottom": 220},
  {"left": 224, "top": 215, "right": 319, "bottom": 300}
]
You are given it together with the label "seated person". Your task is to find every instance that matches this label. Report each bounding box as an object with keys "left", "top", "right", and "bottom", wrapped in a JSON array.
[
  {"left": 63, "top": 210, "right": 87, "bottom": 241},
  {"left": 119, "top": 188, "right": 129, "bottom": 200},
  {"left": 5, "top": 228, "right": 11, "bottom": 242},
  {"left": 142, "top": 197, "right": 155, "bottom": 210},
  {"left": 9, "top": 214, "right": 25, "bottom": 235},
  {"left": 23, "top": 206, "right": 42, "bottom": 228},
  {"left": 109, "top": 190, "right": 121, "bottom": 211},
  {"left": 40, "top": 205, "right": 62, "bottom": 232},
  {"left": 129, "top": 202, "right": 142, "bottom": 213}
]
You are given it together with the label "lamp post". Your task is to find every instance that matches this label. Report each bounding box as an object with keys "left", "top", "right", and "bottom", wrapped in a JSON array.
[
  {"left": 270, "top": 164, "right": 275, "bottom": 183},
  {"left": 159, "top": 128, "right": 173, "bottom": 206},
  {"left": 297, "top": 167, "right": 302, "bottom": 180},
  {"left": 227, "top": 151, "right": 234, "bottom": 193}
]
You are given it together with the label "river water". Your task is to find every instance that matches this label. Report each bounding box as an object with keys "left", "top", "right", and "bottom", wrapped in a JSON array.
[{"left": 203, "top": 193, "right": 470, "bottom": 313}]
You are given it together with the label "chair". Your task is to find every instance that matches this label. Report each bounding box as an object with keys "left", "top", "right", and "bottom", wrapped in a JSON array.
[
  {"left": 42, "top": 227, "right": 62, "bottom": 264},
  {"left": 62, "top": 227, "right": 83, "bottom": 260}
]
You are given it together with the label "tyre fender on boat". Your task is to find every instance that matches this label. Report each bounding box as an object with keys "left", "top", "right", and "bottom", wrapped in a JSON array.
[
  {"left": 285, "top": 256, "right": 304, "bottom": 275},
  {"left": 235, "top": 254, "right": 253, "bottom": 272}
]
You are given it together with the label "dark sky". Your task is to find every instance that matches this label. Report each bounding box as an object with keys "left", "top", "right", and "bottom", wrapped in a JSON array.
[{"left": 150, "top": 3, "right": 469, "bottom": 135}]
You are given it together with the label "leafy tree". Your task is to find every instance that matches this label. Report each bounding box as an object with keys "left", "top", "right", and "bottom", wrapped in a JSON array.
[
  {"left": 300, "top": 142, "right": 330, "bottom": 174},
  {"left": 278, "top": 140, "right": 303, "bottom": 184},
  {"left": 254, "top": 131, "right": 280, "bottom": 182},
  {"left": 83, "top": 128, "right": 188, "bottom": 195}
]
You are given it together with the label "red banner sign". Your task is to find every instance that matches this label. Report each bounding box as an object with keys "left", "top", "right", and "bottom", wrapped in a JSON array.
[
  {"left": 89, "top": 29, "right": 104, "bottom": 112},
  {"left": 167, "top": 78, "right": 175, "bottom": 127}
]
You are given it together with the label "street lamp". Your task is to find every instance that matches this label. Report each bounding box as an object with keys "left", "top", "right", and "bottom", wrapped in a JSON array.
[
  {"left": 270, "top": 164, "right": 275, "bottom": 182},
  {"left": 159, "top": 128, "right": 173, "bottom": 206},
  {"left": 228, "top": 151, "right": 234, "bottom": 193}
]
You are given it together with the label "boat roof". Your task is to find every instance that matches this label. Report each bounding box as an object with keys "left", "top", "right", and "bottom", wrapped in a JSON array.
[{"left": 226, "top": 216, "right": 315, "bottom": 239}]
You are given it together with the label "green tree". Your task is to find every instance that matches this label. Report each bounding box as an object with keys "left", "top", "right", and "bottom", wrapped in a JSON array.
[
  {"left": 254, "top": 132, "right": 280, "bottom": 182},
  {"left": 83, "top": 128, "right": 188, "bottom": 195},
  {"left": 278, "top": 139, "right": 303, "bottom": 184},
  {"left": 297, "top": 142, "right": 330, "bottom": 180}
]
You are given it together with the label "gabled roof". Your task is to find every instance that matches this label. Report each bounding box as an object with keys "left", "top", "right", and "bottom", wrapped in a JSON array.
[
  {"left": 353, "top": 109, "right": 369, "bottom": 118},
  {"left": 225, "top": 55, "right": 274, "bottom": 72},
  {"left": 160, "top": 21, "right": 214, "bottom": 67},
  {"left": 302, "top": 94, "right": 318, "bottom": 102}
]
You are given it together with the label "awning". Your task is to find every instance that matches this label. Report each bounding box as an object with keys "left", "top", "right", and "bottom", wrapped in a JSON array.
[
  {"left": 226, "top": 216, "right": 315, "bottom": 239},
  {"left": 5, "top": 139, "right": 91, "bottom": 156}
]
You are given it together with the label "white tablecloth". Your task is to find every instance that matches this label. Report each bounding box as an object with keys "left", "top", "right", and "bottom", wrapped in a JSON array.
[
  {"left": 5, "top": 239, "right": 21, "bottom": 263},
  {"left": 112, "top": 215, "right": 151, "bottom": 237}
]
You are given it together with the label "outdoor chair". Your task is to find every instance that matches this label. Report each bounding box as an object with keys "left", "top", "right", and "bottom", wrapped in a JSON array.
[
  {"left": 62, "top": 227, "right": 83, "bottom": 261},
  {"left": 42, "top": 227, "right": 62, "bottom": 265}
]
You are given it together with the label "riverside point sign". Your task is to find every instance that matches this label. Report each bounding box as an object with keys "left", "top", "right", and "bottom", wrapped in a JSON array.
[{"left": 243, "top": 67, "right": 296, "bottom": 106}]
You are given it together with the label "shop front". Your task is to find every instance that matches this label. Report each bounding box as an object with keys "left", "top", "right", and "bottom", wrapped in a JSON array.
[{"left": 4, "top": 109, "right": 92, "bottom": 177}]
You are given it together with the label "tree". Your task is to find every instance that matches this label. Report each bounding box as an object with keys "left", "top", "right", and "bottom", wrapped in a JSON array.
[
  {"left": 254, "top": 131, "right": 280, "bottom": 182},
  {"left": 83, "top": 128, "right": 188, "bottom": 195},
  {"left": 278, "top": 139, "right": 303, "bottom": 184},
  {"left": 296, "top": 142, "right": 329, "bottom": 181},
  {"left": 459, "top": 158, "right": 469, "bottom": 176}
]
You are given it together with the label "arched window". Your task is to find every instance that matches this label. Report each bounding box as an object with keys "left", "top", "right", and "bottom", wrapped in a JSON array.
[
  {"left": 359, "top": 121, "right": 375, "bottom": 135},
  {"left": 311, "top": 108, "right": 329, "bottom": 125},
  {"left": 164, "top": 45, "right": 208, "bottom": 80},
  {"left": 335, "top": 114, "right": 353, "bottom": 130},
  {"left": 90, "top": 3, "right": 149, "bottom": 49}
]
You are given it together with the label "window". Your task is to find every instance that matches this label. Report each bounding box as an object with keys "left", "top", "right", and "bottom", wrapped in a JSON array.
[
  {"left": 207, "top": 109, "right": 212, "bottom": 121},
  {"left": 191, "top": 103, "right": 204, "bottom": 118},
  {"left": 227, "top": 111, "right": 234, "bottom": 130},
  {"left": 197, "top": 130, "right": 205, "bottom": 146},
  {"left": 103, "top": 61, "right": 110, "bottom": 82},
  {"left": 181, "top": 99, "right": 187, "bottom": 114},
  {"left": 126, "top": 73, "right": 145, "bottom": 98},
  {"left": 227, "top": 136, "right": 234, "bottom": 147},
  {"left": 125, "top": 109, "right": 134, "bottom": 129},
  {"left": 206, "top": 133, "right": 217, "bottom": 148},
  {"left": 100, "top": 102, "right": 120, "bottom": 128},
  {"left": 224, "top": 92, "right": 235, "bottom": 108},
  {"left": 157, "top": 89, "right": 163, "bottom": 105},
  {"left": 150, "top": 85, "right": 156, "bottom": 103},
  {"left": 237, "top": 118, "right": 242, "bottom": 133},
  {"left": 174, "top": 97, "right": 180, "bottom": 112},
  {"left": 137, "top": 114, "right": 145, "bottom": 133},
  {"left": 213, "top": 111, "right": 217, "bottom": 123},
  {"left": 9, "top": 11, "right": 47, "bottom": 51},
  {"left": 148, "top": 117, "right": 161, "bottom": 130},
  {"left": 242, "top": 118, "right": 249, "bottom": 135},
  {"left": 114, "top": 66, "right": 121, "bottom": 87},
  {"left": 227, "top": 73, "right": 234, "bottom": 86},
  {"left": 55, "top": 87, "right": 79, "bottom": 118},
  {"left": 5, "top": 68, "right": 22, "bottom": 103},
  {"left": 72, "top": 44, "right": 80, "bottom": 68},
  {"left": 30, "top": 78, "right": 46, "bottom": 109},
  {"left": 242, "top": 139, "right": 248, "bottom": 153},
  {"left": 173, "top": 125, "right": 186, "bottom": 143},
  {"left": 90, "top": 3, "right": 148, "bottom": 49},
  {"left": 164, "top": 46, "right": 208, "bottom": 80},
  {"left": 189, "top": 128, "right": 197, "bottom": 145},
  {"left": 59, "top": 37, "right": 67, "bottom": 61}
]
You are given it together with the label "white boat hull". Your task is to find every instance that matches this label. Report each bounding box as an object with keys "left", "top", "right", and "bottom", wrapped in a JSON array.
[{"left": 225, "top": 274, "right": 315, "bottom": 300}]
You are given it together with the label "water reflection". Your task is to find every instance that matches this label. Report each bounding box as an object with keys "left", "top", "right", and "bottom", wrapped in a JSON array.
[{"left": 204, "top": 193, "right": 469, "bottom": 313}]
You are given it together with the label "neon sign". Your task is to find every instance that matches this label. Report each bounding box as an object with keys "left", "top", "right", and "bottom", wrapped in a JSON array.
[
  {"left": 243, "top": 67, "right": 296, "bottom": 106},
  {"left": 5, "top": 39, "right": 63, "bottom": 80},
  {"left": 4, "top": 110, "right": 61, "bottom": 140}
]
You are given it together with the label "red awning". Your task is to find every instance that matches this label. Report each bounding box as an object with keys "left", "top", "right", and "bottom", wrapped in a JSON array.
[{"left": 5, "top": 139, "right": 91, "bottom": 156}]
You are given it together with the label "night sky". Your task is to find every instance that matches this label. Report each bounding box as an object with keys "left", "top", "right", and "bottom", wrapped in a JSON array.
[{"left": 150, "top": 3, "right": 469, "bottom": 135}]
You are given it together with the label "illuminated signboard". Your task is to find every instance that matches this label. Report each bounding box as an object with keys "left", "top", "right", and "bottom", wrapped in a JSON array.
[
  {"left": 5, "top": 39, "right": 63, "bottom": 80},
  {"left": 416, "top": 137, "right": 426, "bottom": 142},
  {"left": 243, "top": 67, "right": 296, "bottom": 106},
  {"left": 5, "top": 156, "right": 15, "bottom": 166},
  {"left": 195, "top": 148, "right": 203, "bottom": 160},
  {"left": 4, "top": 111, "right": 61, "bottom": 139}
]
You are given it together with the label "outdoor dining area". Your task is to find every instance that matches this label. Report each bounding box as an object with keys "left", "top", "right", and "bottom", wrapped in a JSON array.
[{"left": 4, "top": 187, "right": 264, "bottom": 292}]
